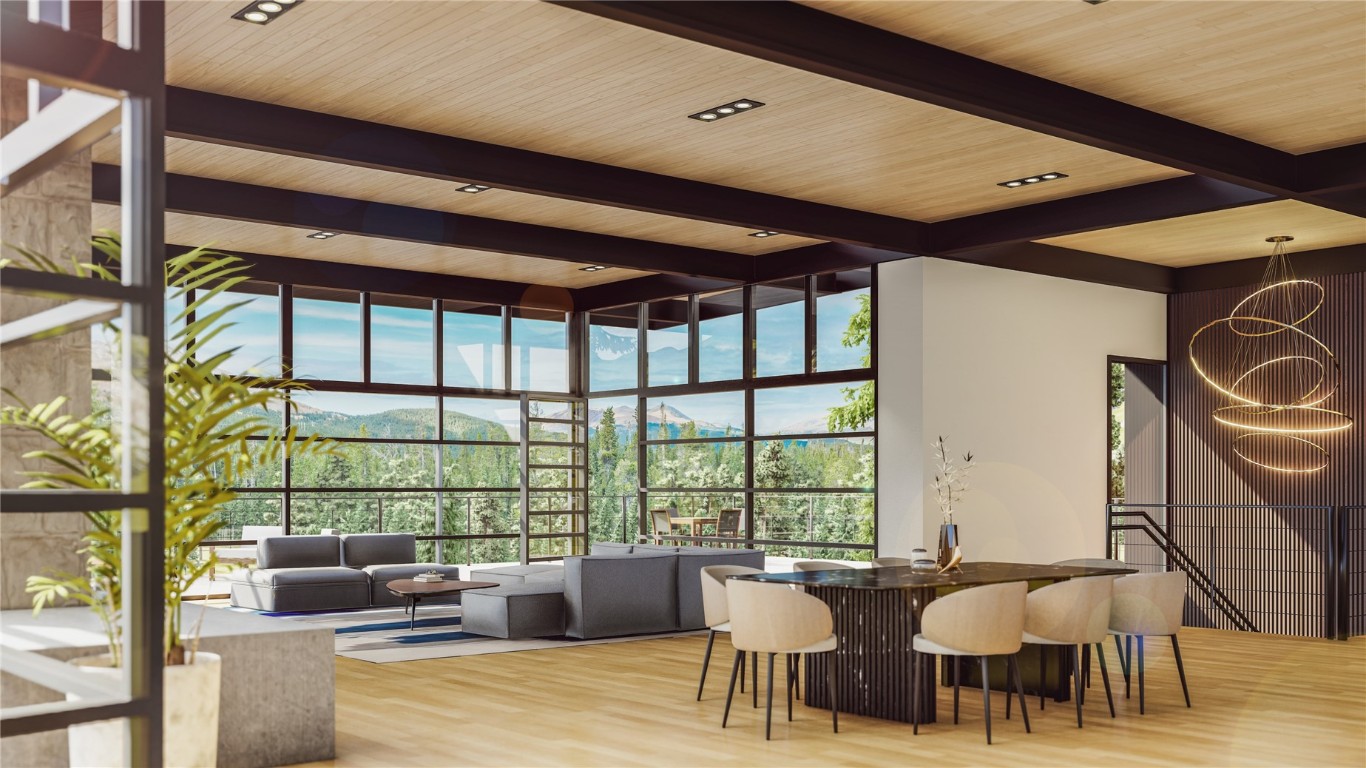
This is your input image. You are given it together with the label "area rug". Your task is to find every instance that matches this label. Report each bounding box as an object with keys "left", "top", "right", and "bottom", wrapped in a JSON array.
[{"left": 230, "top": 605, "right": 702, "bottom": 664}]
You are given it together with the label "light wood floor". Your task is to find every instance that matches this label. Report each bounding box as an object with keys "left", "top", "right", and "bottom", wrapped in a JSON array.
[{"left": 300, "top": 627, "right": 1365, "bottom": 767}]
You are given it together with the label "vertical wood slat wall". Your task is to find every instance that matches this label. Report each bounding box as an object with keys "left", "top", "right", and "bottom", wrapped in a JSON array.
[{"left": 1166, "top": 270, "right": 1364, "bottom": 637}]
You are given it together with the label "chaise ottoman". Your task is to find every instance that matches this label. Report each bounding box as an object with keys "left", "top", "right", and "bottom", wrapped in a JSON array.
[
  {"left": 461, "top": 582, "right": 566, "bottom": 638},
  {"left": 467, "top": 563, "right": 565, "bottom": 586}
]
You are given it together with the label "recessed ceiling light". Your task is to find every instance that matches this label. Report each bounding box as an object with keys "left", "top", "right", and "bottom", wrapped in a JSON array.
[
  {"left": 307, "top": 231, "right": 339, "bottom": 240},
  {"left": 458, "top": 184, "right": 491, "bottom": 194},
  {"left": 580, "top": 265, "right": 608, "bottom": 272},
  {"left": 749, "top": 230, "right": 780, "bottom": 238},
  {"left": 997, "top": 171, "right": 1069, "bottom": 189},
  {"left": 232, "top": 0, "right": 303, "bottom": 25},
  {"left": 689, "top": 99, "right": 765, "bottom": 122}
]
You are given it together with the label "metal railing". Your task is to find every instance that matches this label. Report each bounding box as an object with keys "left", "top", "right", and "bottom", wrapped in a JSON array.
[{"left": 1109, "top": 503, "right": 1363, "bottom": 639}]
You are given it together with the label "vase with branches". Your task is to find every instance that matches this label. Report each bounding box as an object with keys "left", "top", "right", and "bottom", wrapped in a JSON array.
[
  {"left": 929, "top": 436, "right": 975, "bottom": 570},
  {"left": 3, "top": 234, "right": 334, "bottom": 667}
]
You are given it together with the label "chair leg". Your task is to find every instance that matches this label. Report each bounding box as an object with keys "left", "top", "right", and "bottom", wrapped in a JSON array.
[
  {"left": 1009, "top": 653, "right": 1031, "bottom": 734},
  {"left": 953, "top": 655, "right": 961, "bottom": 724},
  {"left": 697, "top": 629, "right": 716, "bottom": 701},
  {"left": 1171, "top": 635, "right": 1191, "bottom": 708},
  {"left": 722, "top": 649, "right": 742, "bottom": 728},
  {"left": 1137, "top": 635, "right": 1146, "bottom": 715},
  {"left": 1082, "top": 642, "right": 1091, "bottom": 690},
  {"left": 1006, "top": 659, "right": 1012, "bottom": 720},
  {"left": 1123, "top": 635, "right": 1132, "bottom": 698},
  {"left": 1115, "top": 633, "right": 1129, "bottom": 684},
  {"left": 765, "top": 653, "right": 776, "bottom": 741},
  {"left": 753, "top": 651, "right": 759, "bottom": 709},
  {"left": 739, "top": 649, "right": 745, "bottom": 694},
  {"left": 786, "top": 654, "right": 794, "bottom": 722},
  {"left": 911, "top": 650, "right": 921, "bottom": 735},
  {"left": 795, "top": 653, "right": 802, "bottom": 700},
  {"left": 1095, "top": 642, "right": 1116, "bottom": 718},
  {"left": 1071, "top": 644, "right": 1084, "bottom": 729},
  {"left": 1039, "top": 644, "right": 1047, "bottom": 710},
  {"left": 979, "top": 656, "right": 993, "bottom": 745},
  {"left": 829, "top": 649, "right": 839, "bottom": 734}
]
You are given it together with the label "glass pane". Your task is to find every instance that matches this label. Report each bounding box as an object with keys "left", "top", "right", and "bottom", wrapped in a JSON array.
[
  {"left": 816, "top": 269, "right": 871, "bottom": 372},
  {"left": 645, "top": 441, "right": 745, "bottom": 489},
  {"left": 293, "top": 288, "right": 361, "bottom": 381},
  {"left": 588, "top": 310, "right": 638, "bottom": 392},
  {"left": 291, "top": 442, "right": 437, "bottom": 488},
  {"left": 441, "top": 493, "right": 521, "bottom": 565},
  {"left": 753, "top": 438, "right": 874, "bottom": 489},
  {"left": 511, "top": 310, "right": 567, "bottom": 392},
  {"left": 211, "top": 494, "right": 283, "bottom": 540},
  {"left": 290, "top": 492, "right": 381, "bottom": 534},
  {"left": 441, "top": 445, "right": 520, "bottom": 488},
  {"left": 698, "top": 289, "right": 743, "bottom": 383},
  {"left": 377, "top": 492, "right": 438, "bottom": 561},
  {"left": 193, "top": 283, "right": 280, "bottom": 377},
  {"left": 647, "top": 297, "right": 689, "bottom": 386},
  {"left": 645, "top": 391, "right": 745, "bottom": 439},
  {"left": 754, "top": 279, "right": 806, "bottom": 377},
  {"left": 753, "top": 382, "right": 875, "bottom": 436},
  {"left": 443, "top": 397, "right": 520, "bottom": 441},
  {"left": 444, "top": 302, "right": 504, "bottom": 389},
  {"left": 753, "top": 492, "right": 874, "bottom": 556},
  {"left": 372, "top": 294, "right": 433, "bottom": 386},
  {"left": 290, "top": 392, "right": 436, "bottom": 439}
]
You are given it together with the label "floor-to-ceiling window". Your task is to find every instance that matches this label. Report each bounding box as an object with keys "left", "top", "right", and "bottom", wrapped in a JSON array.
[{"left": 586, "top": 268, "right": 877, "bottom": 559}]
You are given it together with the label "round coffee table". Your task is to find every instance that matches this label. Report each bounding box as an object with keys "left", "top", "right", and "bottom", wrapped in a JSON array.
[{"left": 386, "top": 579, "right": 498, "bottom": 630}]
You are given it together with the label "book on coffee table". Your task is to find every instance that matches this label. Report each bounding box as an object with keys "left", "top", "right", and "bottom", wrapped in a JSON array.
[{"left": 412, "top": 572, "right": 445, "bottom": 583}]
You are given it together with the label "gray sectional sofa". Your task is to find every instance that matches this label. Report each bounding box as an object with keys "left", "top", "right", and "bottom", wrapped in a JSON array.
[
  {"left": 227, "top": 533, "right": 461, "bottom": 612},
  {"left": 463, "top": 543, "right": 764, "bottom": 640}
]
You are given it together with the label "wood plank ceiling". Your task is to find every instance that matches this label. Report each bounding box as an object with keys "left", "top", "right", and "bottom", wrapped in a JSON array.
[{"left": 94, "top": 0, "right": 1364, "bottom": 298}]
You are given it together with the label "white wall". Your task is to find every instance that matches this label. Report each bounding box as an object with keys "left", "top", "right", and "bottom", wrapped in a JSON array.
[{"left": 877, "top": 258, "right": 1166, "bottom": 563}]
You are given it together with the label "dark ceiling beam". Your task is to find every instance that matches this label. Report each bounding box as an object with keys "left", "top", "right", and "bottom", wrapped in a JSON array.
[
  {"left": 942, "top": 242, "right": 1176, "bottom": 294},
  {"left": 930, "top": 176, "right": 1277, "bottom": 254},
  {"left": 1297, "top": 143, "right": 1366, "bottom": 194},
  {"left": 160, "top": 244, "right": 573, "bottom": 310},
  {"left": 1174, "top": 243, "right": 1366, "bottom": 293},
  {"left": 751, "top": 242, "right": 912, "bottom": 283},
  {"left": 573, "top": 275, "right": 738, "bottom": 312},
  {"left": 91, "top": 163, "right": 752, "bottom": 281},
  {"left": 562, "top": 2, "right": 1366, "bottom": 217},
  {"left": 164, "top": 87, "right": 928, "bottom": 253}
]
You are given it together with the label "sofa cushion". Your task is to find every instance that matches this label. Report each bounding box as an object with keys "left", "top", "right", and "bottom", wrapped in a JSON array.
[
  {"left": 590, "top": 542, "right": 635, "bottom": 555},
  {"left": 469, "top": 564, "right": 565, "bottom": 586},
  {"left": 564, "top": 554, "right": 677, "bottom": 639},
  {"left": 230, "top": 566, "right": 369, "bottom": 587},
  {"left": 365, "top": 563, "right": 464, "bottom": 606},
  {"left": 257, "top": 536, "right": 342, "bottom": 569},
  {"left": 632, "top": 544, "right": 681, "bottom": 553},
  {"left": 226, "top": 566, "right": 371, "bottom": 612},
  {"left": 341, "top": 533, "right": 416, "bottom": 567},
  {"left": 462, "top": 583, "right": 566, "bottom": 639},
  {"left": 674, "top": 548, "right": 766, "bottom": 629}
]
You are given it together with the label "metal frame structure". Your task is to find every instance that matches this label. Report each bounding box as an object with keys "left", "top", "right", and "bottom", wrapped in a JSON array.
[{"left": 0, "top": 0, "right": 166, "bottom": 763}]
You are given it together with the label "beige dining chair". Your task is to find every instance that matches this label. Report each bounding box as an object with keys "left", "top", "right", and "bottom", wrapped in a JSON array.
[
  {"left": 794, "top": 560, "right": 850, "bottom": 572},
  {"left": 872, "top": 557, "right": 912, "bottom": 568},
  {"left": 698, "top": 565, "right": 765, "bottom": 702},
  {"left": 716, "top": 509, "right": 742, "bottom": 546},
  {"left": 1052, "top": 557, "right": 1128, "bottom": 689},
  {"left": 1018, "top": 576, "right": 1116, "bottom": 727},
  {"left": 1110, "top": 571, "right": 1190, "bottom": 714},
  {"left": 912, "top": 581, "right": 1031, "bottom": 745},
  {"left": 724, "top": 579, "right": 839, "bottom": 741},
  {"left": 650, "top": 509, "right": 676, "bottom": 545}
]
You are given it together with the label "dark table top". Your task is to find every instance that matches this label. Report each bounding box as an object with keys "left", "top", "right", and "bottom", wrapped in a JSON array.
[
  {"left": 385, "top": 579, "right": 499, "bottom": 596},
  {"left": 734, "top": 561, "right": 1136, "bottom": 590}
]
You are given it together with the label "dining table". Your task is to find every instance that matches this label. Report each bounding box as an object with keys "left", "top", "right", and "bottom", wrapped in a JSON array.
[
  {"left": 669, "top": 515, "right": 719, "bottom": 537},
  {"left": 733, "top": 560, "right": 1136, "bottom": 723}
]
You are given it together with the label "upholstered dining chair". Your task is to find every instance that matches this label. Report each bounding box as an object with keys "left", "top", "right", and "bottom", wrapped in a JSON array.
[
  {"left": 1017, "top": 576, "right": 1116, "bottom": 727},
  {"left": 872, "top": 557, "right": 912, "bottom": 568},
  {"left": 1109, "top": 571, "right": 1190, "bottom": 714},
  {"left": 724, "top": 579, "right": 839, "bottom": 740},
  {"left": 650, "top": 509, "right": 676, "bottom": 545},
  {"left": 912, "top": 581, "right": 1031, "bottom": 745},
  {"left": 697, "top": 565, "right": 765, "bottom": 702},
  {"left": 794, "top": 560, "right": 850, "bottom": 572},
  {"left": 1052, "top": 557, "right": 1128, "bottom": 690}
]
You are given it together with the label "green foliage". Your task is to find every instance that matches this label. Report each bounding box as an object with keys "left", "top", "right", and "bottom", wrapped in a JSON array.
[
  {"left": 828, "top": 293, "right": 874, "bottom": 432},
  {"left": 3, "top": 235, "right": 334, "bottom": 665}
]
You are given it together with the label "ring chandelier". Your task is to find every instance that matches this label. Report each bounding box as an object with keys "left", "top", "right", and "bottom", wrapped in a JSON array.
[{"left": 1188, "top": 236, "right": 1353, "bottom": 473}]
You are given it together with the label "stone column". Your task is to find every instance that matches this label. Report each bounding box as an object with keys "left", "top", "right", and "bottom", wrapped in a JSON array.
[{"left": 0, "top": 74, "right": 95, "bottom": 609}]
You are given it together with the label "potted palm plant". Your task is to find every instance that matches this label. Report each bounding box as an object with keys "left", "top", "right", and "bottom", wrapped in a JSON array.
[{"left": 2, "top": 235, "right": 332, "bottom": 767}]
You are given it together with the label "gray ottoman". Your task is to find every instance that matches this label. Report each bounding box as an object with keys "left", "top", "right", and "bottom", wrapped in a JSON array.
[
  {"left": 364, "top": 563, "right": 465, "bottom": 606},
  {"left": 461, "top": 583, "right": 566, "bottom": 638},
  {"left": 468, "top": 564, "right": 565, "bottom": 586},
  {"left": 228, "top": 566, "right": 370, "bottom": 612}
]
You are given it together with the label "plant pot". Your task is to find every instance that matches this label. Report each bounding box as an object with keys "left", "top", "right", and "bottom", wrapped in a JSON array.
[
  {"left": 67, "top": 651, "right": 221, "bottom": 768},
  {"left": 937, "top": 524, "right": 960, "bottom": 571}
]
